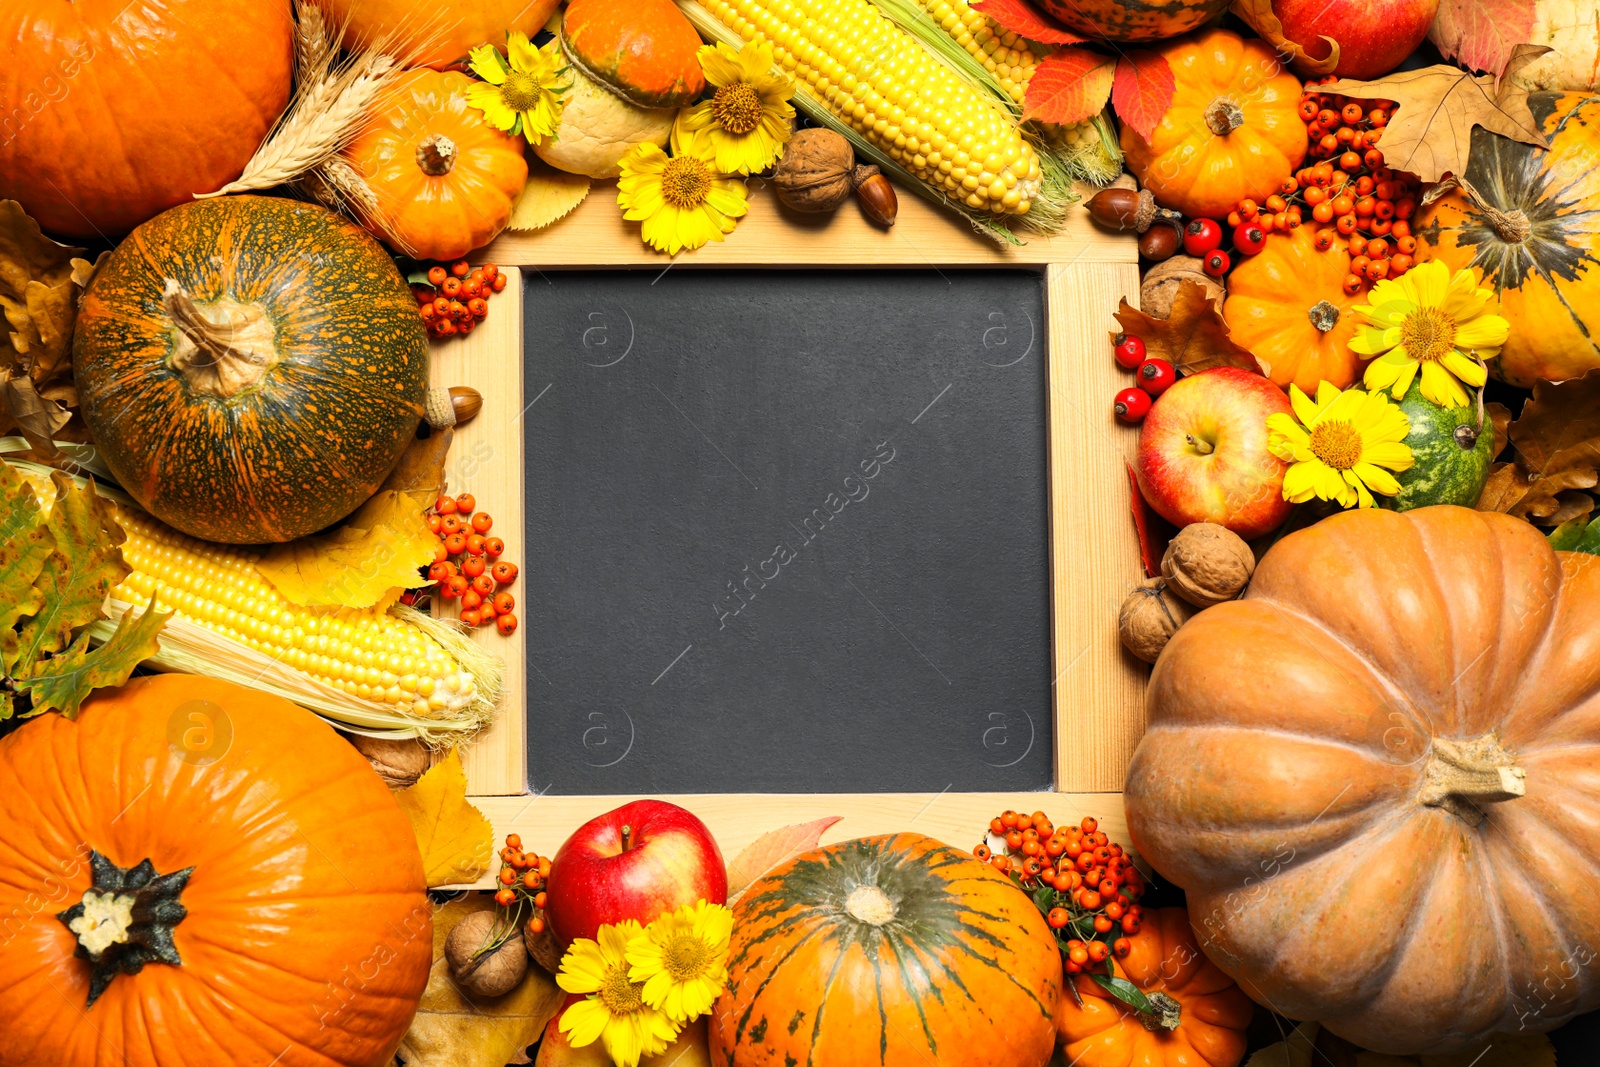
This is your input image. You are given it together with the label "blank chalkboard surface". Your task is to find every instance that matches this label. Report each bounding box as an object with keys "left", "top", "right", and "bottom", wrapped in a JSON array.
[{"left": 522, "top": 269, "right": 1050, "bottom": 795}]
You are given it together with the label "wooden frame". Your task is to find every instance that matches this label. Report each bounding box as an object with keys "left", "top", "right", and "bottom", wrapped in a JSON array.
[{"left": 437, "top": 181, "right": 1143, "bottom": 880}]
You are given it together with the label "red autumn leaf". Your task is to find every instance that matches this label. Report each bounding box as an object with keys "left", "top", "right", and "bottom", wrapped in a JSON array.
[
  {"left": 1024, "top": 48, "right": 1116, "bottom": 124},
  {"left": 1428, "top": 0, "right": 1538, "bottom": 77},
  {"left": 1126, "top": 464, "right": 1175, "bottom": 579},
  {"left": 971, "top": 0, "right": 1089, "bottom": 44},
  {"left": 1112, "top": 50, "right": 1175, "bottom": 142}
]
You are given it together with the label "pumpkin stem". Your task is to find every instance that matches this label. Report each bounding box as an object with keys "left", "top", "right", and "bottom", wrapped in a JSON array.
[
  {"left": 417, "top": 134, "right": 458, "bottom": 177},
  {"left": 1138, "top": 991, "right": 1183, "bottom": 1032},
  {"left": 1418, "top": 734, "right": 1525, "bottom": 827},
  {"left": 845, "top": 884, "right": 896, "bottom": 926},
  {"left": 162, "top": 280, "right": 277, "bottom": 399},
  {"left": 56, "top": 851, "right": 193, "bottom": 1009},
  {"left": 1307, "top": 300, "right": 1341, "bottom": 333},
  {"left": 1204, "top": 98, "right": 1245, "bottom": 136}
]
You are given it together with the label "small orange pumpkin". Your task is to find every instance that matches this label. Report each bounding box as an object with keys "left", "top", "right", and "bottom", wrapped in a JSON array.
[
  {"left": 341, "top": 69, "right": 529, "bottom": 260},
  {"left": 1056, "top": 908, "right": 1253, "bottom": 1067},
  {"left": 561, "top": 0, "right": 706, "bottom": 109},
  {"left": 320, "top": 0, "right": 563, "bottom": 69},
  {"left": 1224, "top": 226, "right": 1364, "bottom": 393},
  {"left": 1122, "top": 30, "right": 1308, "bottom": 219}
]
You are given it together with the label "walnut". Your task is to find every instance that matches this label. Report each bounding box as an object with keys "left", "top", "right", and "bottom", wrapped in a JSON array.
[
  {"left": 345, "top": 733, "right": 431, "bottom": 789},
  {"left": 446, "top": 909, "right": 529, "bottom": 997},
  {"left": 1119, "top": 578, "right": 1194, "bottom": 664},
  {"left": 772, "top": 128, "right": 856, "bottom": 213},
  {"left": 524, "top": 919, "right": 562, "bottom": 975},
  {"left": 1141, "top": 256, "right": 1225, "bottom": 319},
  {"left": 1161, "top": 523, "right": 1256, "bottom": 608}
]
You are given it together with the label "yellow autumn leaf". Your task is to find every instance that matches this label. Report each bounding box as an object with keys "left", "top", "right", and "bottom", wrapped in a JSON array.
[
  {"left": 508, "top": 159, "right": 591, "bottom": 232},
  {"left": 1242, "top": 1022, "right": 1318, "bottom": 1067},
  {"left": 255, "top": 488, "right": 438, "bottom": 608},
  {"left": 397, "top": 894, "right": 564, "bottom": 1067},
  {"left": 393, "top": 749, "right": 494, "bottom": 887}
]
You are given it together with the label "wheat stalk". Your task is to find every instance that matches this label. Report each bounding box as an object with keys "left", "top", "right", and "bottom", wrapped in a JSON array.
[{"left": 294, "top": 0, "right": 333, "bottom": 82}]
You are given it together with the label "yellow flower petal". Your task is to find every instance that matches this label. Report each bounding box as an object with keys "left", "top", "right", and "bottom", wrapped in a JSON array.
[
  {"left": 1404, "top": 259, "right": 1450, "bottom": 307},
  {"left": 1442, "top": 348, "right": 1488, "bottom": 386},
  {"left": 560, "top": 998, "right": 614, "bottom": 1047},
  {"left": 468, "top": 44, "right": 508, "bottom": 85},
  {"left": 1453, "top": 314, "right": 1510, "bottom": 350},
  {"left": 1419, "top": 358, "right": 1470, "bottom": 408},
  {"left": 466, "top": 83, "right": 519, "bottom": 132},
  {"left": 1362, "top": 442, "right": 1415, "bottom": 472},
  {"left": 698, "top": 42, "right": 746, "bottom": 88},
  {"left": 1285, "top": 383, "right": 1318, "bottom": 427},
  {"left": 1365, "top": 278, "right": 1412, "bottom": 311},
  {"left": 1320, "top": 385, "right": 1367, "bottom": 425},
  {"left": 1349, "top": 325, "right": 1397, "bottom": 356},
  {"left": 506, "top": 31, "right": 541, "bottom": 73},
  {"left": 1443, "top": 283, "right": 1493, "bottom": 321},
  {"left": 1356, "top": 462, "right": 1402, "bottom": 495},
  {"left": 1282, "top": 460, "right": 1321, "bottom": 502},
  {"left": 1346, "top": 469, "right": 1378, "bottom": 508}
]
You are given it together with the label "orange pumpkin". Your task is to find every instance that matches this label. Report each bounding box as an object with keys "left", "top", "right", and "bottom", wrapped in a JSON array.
[
  {"left": 561, "top": 0, "right": 707, "bottom": 109},
  {"left": 1125, "top": 506, "right": 1600, "bottom": 1055},
  {"left": 342, "top": 69, "right": 529, "bottom": 261},
  {"left": 1056, "top": 908, "right": 1253, "bottom": 1067},
  {"left": 1224, "top": 226, "right": 1364, "bottom": 392},
  {"left": 1122, "top": 30, "right": 1308, "bottom": 219},
  {"left": 321, "top": 0, "right": 563, "bottom": 69},
  {"left": 0, "top": 0, "right": 292, "bottom": 238},
  {"left": 713, "top": 833, "right": 1061, "bottom": 1067},
  {"left": 1036, "top": 0, "right": 1230, "bottom": 41},
  {"left": 0, "top": 674, "right": 432, "bottom": 1067}
]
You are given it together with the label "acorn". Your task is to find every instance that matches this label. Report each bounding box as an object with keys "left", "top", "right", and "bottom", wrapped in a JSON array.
[
  {"left": 854, "top": 166, "right": 898, "bottom": 227},
  {"left": 1137, "top": 222, "right": 1182, "bottom": 262},
  {"left": 1085, "top": 187, "right": 1182, "bottom": 235}
]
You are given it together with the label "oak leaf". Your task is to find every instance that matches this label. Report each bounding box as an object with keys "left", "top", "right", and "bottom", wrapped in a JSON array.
[
  {"left": 16, "top": 595, "right": 170, "bottom": 719},
  {"left": 725, "top": 815, "right": 842, "bottom": 898},
  {"left": 508, "top": 161, "right": 591, "bottom": 232},
  {"left": 255, "top": 489, "right": 439, "bottom": 609},
  {"left": 971, "top": 0, "right": 1089, "bottom": 43},
  {"left": 1024, "top": 48, "right": 1115, "bottom": 125},
  {"left": 1428, "top": 0, "right": 1539, "bottom": 77},
  {"left": 1550, "top": 514, "right": 1600, "bottom": 555},
  {"left": 1476, "top": 370, "right": 1600, "bottom": 523},
  {"left": 396, "top": 894, "right": 564, "bottom": 1067},
  {"left": 1321, "top": 45, "right": 1551, "bottom": 184},
  {"left": 393, "top": 749, "right": 495, "bottom": 887},
  {"left": 1230, "top": 0, "right": 1340, "bottom": 76},
  {"left": 1111, "top": 280, "right": 1261, "bottom": 376},
  {"left": 1112, "top": 52, "right": 1176, "bottom": 142}
]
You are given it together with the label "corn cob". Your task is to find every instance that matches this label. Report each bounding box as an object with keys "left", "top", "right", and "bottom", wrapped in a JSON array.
[
  {"left": 918, "top": 0, "right": 1040, "bottom": 105},
  {"left": 691, "top": 0, "right": 1043, "bottom": 215}
]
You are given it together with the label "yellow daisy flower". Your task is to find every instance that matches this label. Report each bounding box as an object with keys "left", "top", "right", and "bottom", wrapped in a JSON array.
[
  {"left": 626, "top": 900, "right": 733, "bottom": 1023},
  {"left": 556, "top": 921, "right": 679, "bottom": 1067},
  {"left": 1266, "top": 382, "right": 1415, "bottom": 510},
  {"left": 1349, "top": 260, "right": 1511, "bottom": 409},
  {"left": 671, "top": 40, "right": 795, "bottom": 175},
  {"left": 617, "top": 142, "right": 748, "bottom": 256},
  {"left": 467, "top": 33, "right": 568, "bottom": 146}
]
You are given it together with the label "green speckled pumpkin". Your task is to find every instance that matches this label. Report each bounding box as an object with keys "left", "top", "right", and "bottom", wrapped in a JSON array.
[
  {"left": 1384, "top": 380, "right": 1494, "bottom": 511},
  {"left": 73, "top": 196, "right": 427, "bottom": 544},
  {"left": 712, "top": 833, "right": 1061, "bottom": 1067}
]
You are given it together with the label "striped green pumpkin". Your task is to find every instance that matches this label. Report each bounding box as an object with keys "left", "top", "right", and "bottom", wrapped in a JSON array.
[
  {"left": 1385, "top": 380, "right": 1494, "bottom": 511},
  {"left": 712, "top": 833, "right": 1060, "bottom": 1067}
]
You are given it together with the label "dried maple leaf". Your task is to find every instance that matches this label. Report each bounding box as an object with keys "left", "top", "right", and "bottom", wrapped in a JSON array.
[
  {"left": 725, "top": 815, "right": 842, "bottom": 899},
  {"left": 1024, "top": 48, "right": 1115, "bottom": 125},
  {"left": 1429, "top": 0, "right": 1539, "bottom": 77},
  {"left": 1111, "top": 280, "right": 1261, "bottom": 376},
  {"left": 393, "top": 749, "right": 495, "bottom": 887},
  {"left": 1321, "top": 45, "right": 1551, "bottom": 184},
  {"left": 1476, "top": 371, "right": 1600, "bottom": 523},
  {"left": 1230, "top": 0, "right": 1340, "bottom": 76},
  {"left": 255, "top": 489, "right": 439, "bottom": 609},
  {"left": 507, "top": 161, "right": 591, "bottom": 233},
  {"left": 396, "top": 894, "right": 564, "bottom": 1067}
]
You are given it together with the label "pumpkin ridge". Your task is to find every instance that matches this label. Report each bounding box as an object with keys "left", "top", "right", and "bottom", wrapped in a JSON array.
[
  {"left": 731, "top": 923, "right": 829, "bottom": 1040},
  {"left": 870, "top": 951, "right": 891, "bottom": 1063},
  {"left": 804, "top": 939, "right": 851, "bottom": 1067},
  {"left": 888, "top": 940, "right": 944, "bottom": 1048}
]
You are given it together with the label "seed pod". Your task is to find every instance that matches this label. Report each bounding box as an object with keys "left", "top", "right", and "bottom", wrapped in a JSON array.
[
  {"left": 446, "top": 909, "right": 529, "bottom": 997},
  {"left": 1161, "top": 523, "right": 1256, "bottom": 608},
  {"left": 1118, "top": 578, "right": 1194, "bottom": 664}
]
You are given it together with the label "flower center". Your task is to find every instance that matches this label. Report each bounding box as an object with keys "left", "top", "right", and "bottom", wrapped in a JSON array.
[
  {"left": 662, "top": 933, "right": 711, "bottom": 981},
  {"left": 711, "top": 82, "right": 764, "bottom": 135},
  {"left": 500, "top": 71, "right": 544, "bottom": 113},
  {"left": 598, "top": 963, "right": 644, "bottom": 1015},
  {"left": 1400, "top": 306, "right": 1456, "bottom": 363},
  {"left": 1309, "top": 420, "right": 1363, "bottom": 471},
  {"left": 660, "top": 157, "right": 712, "bottom": 209}
]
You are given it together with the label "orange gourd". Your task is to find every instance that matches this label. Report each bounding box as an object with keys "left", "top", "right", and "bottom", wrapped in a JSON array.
[
  {"left": 561, "top": 0, "right": 707, "bottom": 109},
  {"left": 342, "top": 69, "right": 529, "bottom": 261},
  {"left": 0, "top": 675, "right": 431, "bottom": 1067},
  {"left": 1056, "top": 908, "right": 1253, "bottom": 1067},
  {"left": 713, "top": 833, "right": 1061, "bottom": 1067},
  {"left": 320, "top": 0, "right": 563, "bottom": 69},
  {"left": 1224, "top": 227, "right": 1364, "bottom": 392},
  {"left": 0, "top": 0, "right": 292, "bottom": 238},
  {"left": 1035, "top": 0, "right": 1230, "bottom": 41},
  {"left": 1125, "top": 506, "right": 1600, "bottom": 1056},
  {"left": 1121, "top": 30, "right": 1308, "bottom": 219}
]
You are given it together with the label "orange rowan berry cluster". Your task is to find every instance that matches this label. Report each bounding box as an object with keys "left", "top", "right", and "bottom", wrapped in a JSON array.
[
  {"left": 411, "top": 260, "right": 508, "bottom": 341},
  {"left": 975, "top": 811, "right": 1146, "bottom": 977},
  {"left": 493, "top": 833, "right": 553, "bottom": 937},
  {"left": 422, "top": 492, "right": 520, "bottom": 635}
]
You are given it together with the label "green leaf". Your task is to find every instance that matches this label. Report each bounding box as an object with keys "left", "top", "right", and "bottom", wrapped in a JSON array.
[
  {"left": 405, "top": 269, "right": 434, "bottom": 287},
  {"left": 14, "top": 595, "right": 168, "bottom": 719},
  {"left": 1550, "top": 515, "right": 1600, "bottom": 555},
  {"left": 0, "top": 459, "right": 52, "bottom": 637},
  {"left": 1031, "top": 885, "right": 1055, "bottom": 916},
  {"left": 1090, "top": 971, "right": 1156, "bottom": 1016},
  {"left": 13, "top": 473, "right": 127, "bottom": 666}
]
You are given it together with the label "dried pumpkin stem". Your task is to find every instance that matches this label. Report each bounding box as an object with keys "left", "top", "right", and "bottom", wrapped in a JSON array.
[
  {"left": 1307, "top": 300, "right": 1340, "bottom": 333},
  {"left": 56, "top": 851, "right": 193, "bottom": 1008},
  {"left": 1432, "top": 174, "right": 1532, "bottom": 243},
  {"left": 845, "top": 884, "right": 896, "bottom": 925},
  {"left": 1417, "top": 734, "right": 1525, "bottom": 827},
  {"left": 162, "top": 281, "right": 276, "bottom": 399},
  {"left": 416, "top": 133, "right": 457, "bottom": 176},
  {"left": 1204, "top": 98, "right": 1245, "bottom": 136},
  {"left": 1138, "top": 990, "right": 1183, "bottom": 1032}
]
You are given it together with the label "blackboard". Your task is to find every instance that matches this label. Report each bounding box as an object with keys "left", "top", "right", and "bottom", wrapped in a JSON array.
[{"left": 522, "top": 269, "right": 1051, "bottom": 795}]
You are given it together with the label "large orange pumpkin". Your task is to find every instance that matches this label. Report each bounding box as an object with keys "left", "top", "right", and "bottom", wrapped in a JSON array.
[
  {"left": 1122, "top": 30, "right": 1308, "bottom": 219},
  {"left": 0, "top": 0, "right": 292, "bottom": 238},
  {"left": 1056, "top": 908, "right": 1253, "bottom": 1067},
  {"left": 1035, "top": 0, "right": 1229, "bottom": 41},
  {"left": 1415, "top": 92, "right": 1600, "bottom": 386},
  {"left": 1224, "top": 226, "right": 1365, "bottom": 392},
  {"left": 341, "top": 69, "right": 529, "bottom": 260},
  {"left": 0, "top": 674, "right": 432, "bottom": 1067},
  {"left": 1124, "top": 506, "right": 1600, "bottom": 1055},
  {"left": 321, "top": 0, "right": 563, "bottom": 69},
  {"left": 713, "top": 833, "right": 1061, "bottom": 1067}
]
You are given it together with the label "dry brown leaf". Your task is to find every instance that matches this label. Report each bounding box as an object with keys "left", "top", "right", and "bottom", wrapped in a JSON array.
[
  {"left": 1486, "top": 400, "right": 1513, "bottom": 458},
  {"left": 397, "top": 894, "right": 564, "bottom": 1067},
  {"left": 255, "top": 488, "right": 439, "bottom": 608},
  {"left": 1477, "top": 462, "right": 1534, "bottom": 513},
  {"left": 392, "top": 750, "right": 495, "bottom": 888},
  {"left": 382, "top": 426, "right": 454, "bottom": 498},
  {"left": 0, "top": 372, "right": 70, "bottom": 458},
  {"left": 1427, "top": 0, "right": 1540, "bottom": 78},
  {"left": 1321, "top": 45, "right": 1551, "bottom": 184},
  {"left": 1111, "top": 281, "right": 1261, "bottom": 376},
  {"left": 508, "top": 160, "right": 591, "bottom": 232},
  {"left": 1230, "top": 0, "right": 1340, "bottom": 76},
  {"left": 726, "top": 816, "right": 842, "bottom": 898},
  {"left": 1477, "top": 371, "right": 1600, "bottom": 522}
]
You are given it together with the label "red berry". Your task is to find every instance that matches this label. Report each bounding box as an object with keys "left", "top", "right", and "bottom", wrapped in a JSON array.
[
  {"left": 1113, "top": 387, "right": 1151, "bottom": 424},
  {"left": 1233, "top": 221, "right": 1267, "bottom": 255},
  {"left": 1202, "top": 249, "right": 1231, "bottom": 277},
  {"left": 1137, "top": 358, "right": 1177, "bottom": 396},
  {"left": 1047, "top": 907, "right": 1070, "bottom": 929},
  {"left": 1112, "top": 333, "right": 1147, "bottom": 370},
  {"left": 1182, "top": 217, "right": 1223, "bottom": 257}
]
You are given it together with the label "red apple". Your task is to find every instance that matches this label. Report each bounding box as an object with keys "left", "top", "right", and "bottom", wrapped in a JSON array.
[
  {"left": 545, "top": 799, "right": 727, "bottom": 947},
  {"left": 1135, "top": 367, "right": 1293, "bottom": 540},
  {"left": 1273, "top": 0, "right": 1441, "bottom": 80}
]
